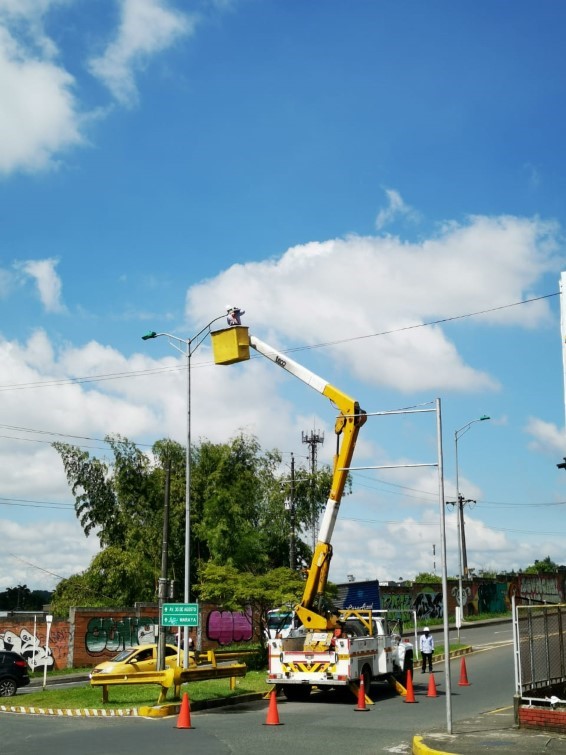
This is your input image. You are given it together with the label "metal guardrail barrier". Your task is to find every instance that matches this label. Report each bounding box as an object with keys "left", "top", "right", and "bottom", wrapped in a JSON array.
[{"left": 90, "top": 661, "right": 247, "bottom": 704}]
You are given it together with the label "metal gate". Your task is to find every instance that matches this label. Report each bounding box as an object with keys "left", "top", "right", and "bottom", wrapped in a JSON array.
[{"left": 513, "top": 597, "right": 566, "bottom": 699}]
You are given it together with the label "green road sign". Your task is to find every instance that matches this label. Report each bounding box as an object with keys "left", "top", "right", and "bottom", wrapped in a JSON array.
[{"left": 161, "top": 602, "right": 199, "bottom": 626}]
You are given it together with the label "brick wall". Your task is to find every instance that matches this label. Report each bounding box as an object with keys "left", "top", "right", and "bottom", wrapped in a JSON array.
[
  {"left": 519, "top": 705, "right": 566, "bottom": 733},
  {"left": 0, "top": 616, "right": 69, "bottom": 670}
]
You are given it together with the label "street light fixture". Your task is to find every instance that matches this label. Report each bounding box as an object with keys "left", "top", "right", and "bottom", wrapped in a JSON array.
[
  {"left": 454, "top": 415, "right": 490, "bottom": 635},
  {"left": 142, "top": 312, "right": 226, "bottom": 667}
]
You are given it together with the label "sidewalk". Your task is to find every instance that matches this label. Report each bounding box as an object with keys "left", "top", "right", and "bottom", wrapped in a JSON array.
[{"left": 412, "top": 708, "right": 566, "bottom": 754}]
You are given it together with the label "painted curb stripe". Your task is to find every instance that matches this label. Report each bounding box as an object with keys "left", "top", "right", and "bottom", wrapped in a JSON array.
[{"left": 412, "top": 735, "right": 459, "bottom": 755}]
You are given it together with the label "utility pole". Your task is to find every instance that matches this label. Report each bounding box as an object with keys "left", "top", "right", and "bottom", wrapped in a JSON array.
[
  {"left": 446, "top": 494, "right": 475, "bottom": 577},
  {"left": 157, "top": 459, "right": 171, "bottom": 672},
  {"left": 301, "top": 430, "right": 324, "bottom": 550}
]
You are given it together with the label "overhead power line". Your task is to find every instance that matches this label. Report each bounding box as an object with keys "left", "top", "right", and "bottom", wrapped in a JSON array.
[{"left": 0, "top": 291, "right": 558, "bottom": 393}]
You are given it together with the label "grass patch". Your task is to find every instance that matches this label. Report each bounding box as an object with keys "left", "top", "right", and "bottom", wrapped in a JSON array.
[{"left": 13, "top": 670, "right": 270, "bottom": 710}]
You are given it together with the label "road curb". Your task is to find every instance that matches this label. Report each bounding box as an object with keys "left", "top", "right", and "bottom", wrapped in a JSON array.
[
  {"left": 0, "top": 702, "right": 139, "bottom": 717},
  {"left": 412, "top": 734, "right": 459, "bottom": 755},
  {"left": 0, "top": 691, "right": 267, "bottom": 718}
]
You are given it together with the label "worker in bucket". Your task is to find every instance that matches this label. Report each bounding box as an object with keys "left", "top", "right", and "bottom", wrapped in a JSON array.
[
  {"left": 226, "top": 306, "right": 245, "bottom": 326},
  {"left": 420, "top": 626, "right": 434, "bottom": 673}
]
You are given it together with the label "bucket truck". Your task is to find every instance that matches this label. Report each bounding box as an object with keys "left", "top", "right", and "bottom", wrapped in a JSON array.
[{"left": 211, "top": 323, "right": 413, "bottom": 701}]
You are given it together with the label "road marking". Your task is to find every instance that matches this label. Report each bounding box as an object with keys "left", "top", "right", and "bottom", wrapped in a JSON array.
[{"left": 487, "top": 706, "right": 513, "bottom": 714}]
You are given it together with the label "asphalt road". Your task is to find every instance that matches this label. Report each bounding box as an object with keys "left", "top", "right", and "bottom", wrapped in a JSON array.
[{"left": 2, "top": 622, "right": 515, "bottom": 755}]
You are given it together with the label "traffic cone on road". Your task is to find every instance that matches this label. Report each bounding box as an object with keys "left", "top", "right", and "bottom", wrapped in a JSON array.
[
  {"left": 354, "top": 674, "right": 370, "bottom": 712},
  {"left": 176, "top": 692, "right": 193, "bottom": 729},
  {"left": 458, "top": 656, "right": 471, "bottom": 686},
  {"left": 404, "top": 669, "right": 416, "bottom": 703},
  {"left": 427, "top": 673, "right": 438, "bottom": 698},
  {"left": 264, "top": 689, "right": 283, "bottom": 725}
]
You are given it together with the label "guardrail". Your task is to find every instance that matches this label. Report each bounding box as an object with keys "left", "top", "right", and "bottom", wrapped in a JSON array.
[{"left": 90, "top": 662, "right": 247, "bottom": 704}]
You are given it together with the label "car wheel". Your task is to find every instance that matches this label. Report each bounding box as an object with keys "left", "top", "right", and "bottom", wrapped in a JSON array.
[{"left": 0, "top": 678, "right": 17, "bottom": 697}]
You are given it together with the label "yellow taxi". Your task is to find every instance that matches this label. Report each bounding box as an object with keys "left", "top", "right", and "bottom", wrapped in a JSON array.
[{"left": 89, "top": 644, "right": 185, "bottom": 677}]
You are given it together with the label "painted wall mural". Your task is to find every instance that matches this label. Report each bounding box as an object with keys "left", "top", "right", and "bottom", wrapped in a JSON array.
[
  {"left": 519, "top": 575, "right": 563, "bottom": 604},
  {"left": 0, "top": 626, "right": 65, "bottom": 670},
  {"left": 206, "top": 608, "right": 253, "bottom": 645}
]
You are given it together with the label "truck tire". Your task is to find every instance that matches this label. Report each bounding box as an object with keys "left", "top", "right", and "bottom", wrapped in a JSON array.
[{"left": 283, "top": 685, "right": 311, "bottom": 702}]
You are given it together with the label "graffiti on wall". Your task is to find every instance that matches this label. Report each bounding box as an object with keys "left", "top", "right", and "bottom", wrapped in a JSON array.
[
  {"left": 450, "top": 585, "right": 472, "bottom": 608},
  {"left": 414, "top": 590, "right": 443, "bottom": 619},
  {"left": 477, "top": 582, "right": 510, "bottom": 614},
  {"left": 382, "top": 592, "right": 412, "bottom": 618},
  {"left": 206, "top": 608, "right": 253, "bottom": 646},
  {"left": 0, "top": 627, "right": 57, "bottom": 670},
  {"left": 84, "top": 616, "right": 178, "bottom": 655},
  {"left": 519, "top": 575, "right": 563, "bottom": 604},
  {"left": 83, "top": 609, "right": 253, "bottom": 656}
]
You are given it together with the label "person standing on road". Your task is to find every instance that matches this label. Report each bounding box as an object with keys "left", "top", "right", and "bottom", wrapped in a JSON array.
[{"left": 420, "top": 627, "right": 434, "bottom": 673}]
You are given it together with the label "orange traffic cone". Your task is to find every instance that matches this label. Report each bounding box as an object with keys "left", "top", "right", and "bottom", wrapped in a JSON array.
[
  {"left": 354, "top": 674, "right": 370, "bottom": 712},
  {"left": 176, "top": 692, "right": 193, "bottom": 729},
  {"left": 427, "top": 673, "right": 438, "bottom": 698},
  {"left": 264, "top": 688, "right": 283, "bottom": 725},
  {"left": 404, "top": 669, "right": 417, "bottom": 703},
  {"left": 458, "top": 656, "right": 471, "bottom": 686}
]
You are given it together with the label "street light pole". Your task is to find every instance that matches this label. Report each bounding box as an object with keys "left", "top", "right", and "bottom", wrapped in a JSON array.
[
  {"left": 142, "top": 312, "right": 226, "bottom": 667},
  {"left": 454, "top": 415, "right": 490, "bottom": 636}
]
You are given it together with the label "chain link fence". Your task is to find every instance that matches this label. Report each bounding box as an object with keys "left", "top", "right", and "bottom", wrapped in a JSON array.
[{"left": 513, "top": 597, "right": 566, "bottom": 698}]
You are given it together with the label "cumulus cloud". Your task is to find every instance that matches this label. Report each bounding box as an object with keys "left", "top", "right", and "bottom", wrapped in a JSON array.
[
  {"left": 19, "top": 258, "right": 67, "bottom": 313},
  {"left": 188, "top": 214, "right": 559, "bottom": 393},
  {"left": 0, "top": 0, "right": 200, "bottom": 173},
  {"left": 88, "top": 0, "right": 196, "bottom": 106},
  {"left": 0, "top": 24, "right": 83, "bottom": 174},
  {"left": 525, "top": 417, "right": 565, "bottom": 455}
]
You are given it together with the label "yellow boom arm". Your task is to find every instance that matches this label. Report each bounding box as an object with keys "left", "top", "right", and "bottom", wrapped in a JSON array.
[{"left": 211, "top": 326, "right": 367, "bottom": 630}]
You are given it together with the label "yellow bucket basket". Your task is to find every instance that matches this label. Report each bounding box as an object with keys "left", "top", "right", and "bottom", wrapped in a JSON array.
[{"left": 211, "top": 326, "right": 251, "bottom": 365}]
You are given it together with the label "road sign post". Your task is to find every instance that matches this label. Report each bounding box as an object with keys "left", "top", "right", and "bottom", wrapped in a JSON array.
[{"left": 162, "top": 602, "right": 199, "bottom": 627}]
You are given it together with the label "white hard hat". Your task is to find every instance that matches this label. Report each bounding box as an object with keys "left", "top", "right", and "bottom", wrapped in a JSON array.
[{"left": 424, "top": 627, "right": 430, "bottom": 632}]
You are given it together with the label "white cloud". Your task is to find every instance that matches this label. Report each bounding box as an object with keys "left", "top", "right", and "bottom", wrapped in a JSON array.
[
  {"left": 187, "top": 214, "right": 558, "bottom": 393},
  {"left": 375, "top": 188, "right": 419, "bottom": 230},
  {"left": 0, "top": 25, "right": 83, "bottom": 174},
  {"left": 19, "top": 258, "right": 67, "bottom": 313},
  {"left": 525, "top": 417, "right": 565, "bottom": 456},
  {"left": 87, "top": 0, "right": 196, "bottom": 106},
  {"left": 1, "top": 518, "right": 100, "bottom": 592}
]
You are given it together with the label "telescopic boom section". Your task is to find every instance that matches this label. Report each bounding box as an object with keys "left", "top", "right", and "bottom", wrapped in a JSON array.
[{"left": 249, "top": 336, "right": 367, "bottom": 630}]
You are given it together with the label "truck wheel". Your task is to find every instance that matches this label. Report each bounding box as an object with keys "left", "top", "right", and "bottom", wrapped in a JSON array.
[{"left": 283, "top": 685, "right": 311, "bottom": 702}]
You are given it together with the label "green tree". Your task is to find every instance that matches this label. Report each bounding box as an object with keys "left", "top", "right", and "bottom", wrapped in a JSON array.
[
  {"left": 52, "top": 432, "right": 330, "bottom": 609},
  {"left": 524, "top": 556, "right": 559, "bottom": 574},
  {"left": 0, "top": 584, "right": 49, "bottom": 611},
  {"left": 196, "top": 562, "right": 305, "bottom": 645},
  {"left": 413, "top": 572, "right": 441, "bottom": 584}
]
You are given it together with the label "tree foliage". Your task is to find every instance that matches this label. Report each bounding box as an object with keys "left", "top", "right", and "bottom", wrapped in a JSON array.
[
  {"left": 523, "top": 556, "right": 560, "bottom": 574},
  {"left": 0, "top": 585, "right": 51, "bottom": 611},
  {"left": 413, "top": 572, "right": 441, "bottom": 584},
  {"left": 196, "top": 563, "right": 305, "bottom": 645},
  {"left": 51, "top": 432, "right": 336, "bottom": 615}
]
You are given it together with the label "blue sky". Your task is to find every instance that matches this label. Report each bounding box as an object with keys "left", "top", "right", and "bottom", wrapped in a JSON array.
[{"left": 1, "top": 0, "right": 566, "bottom": 594}]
